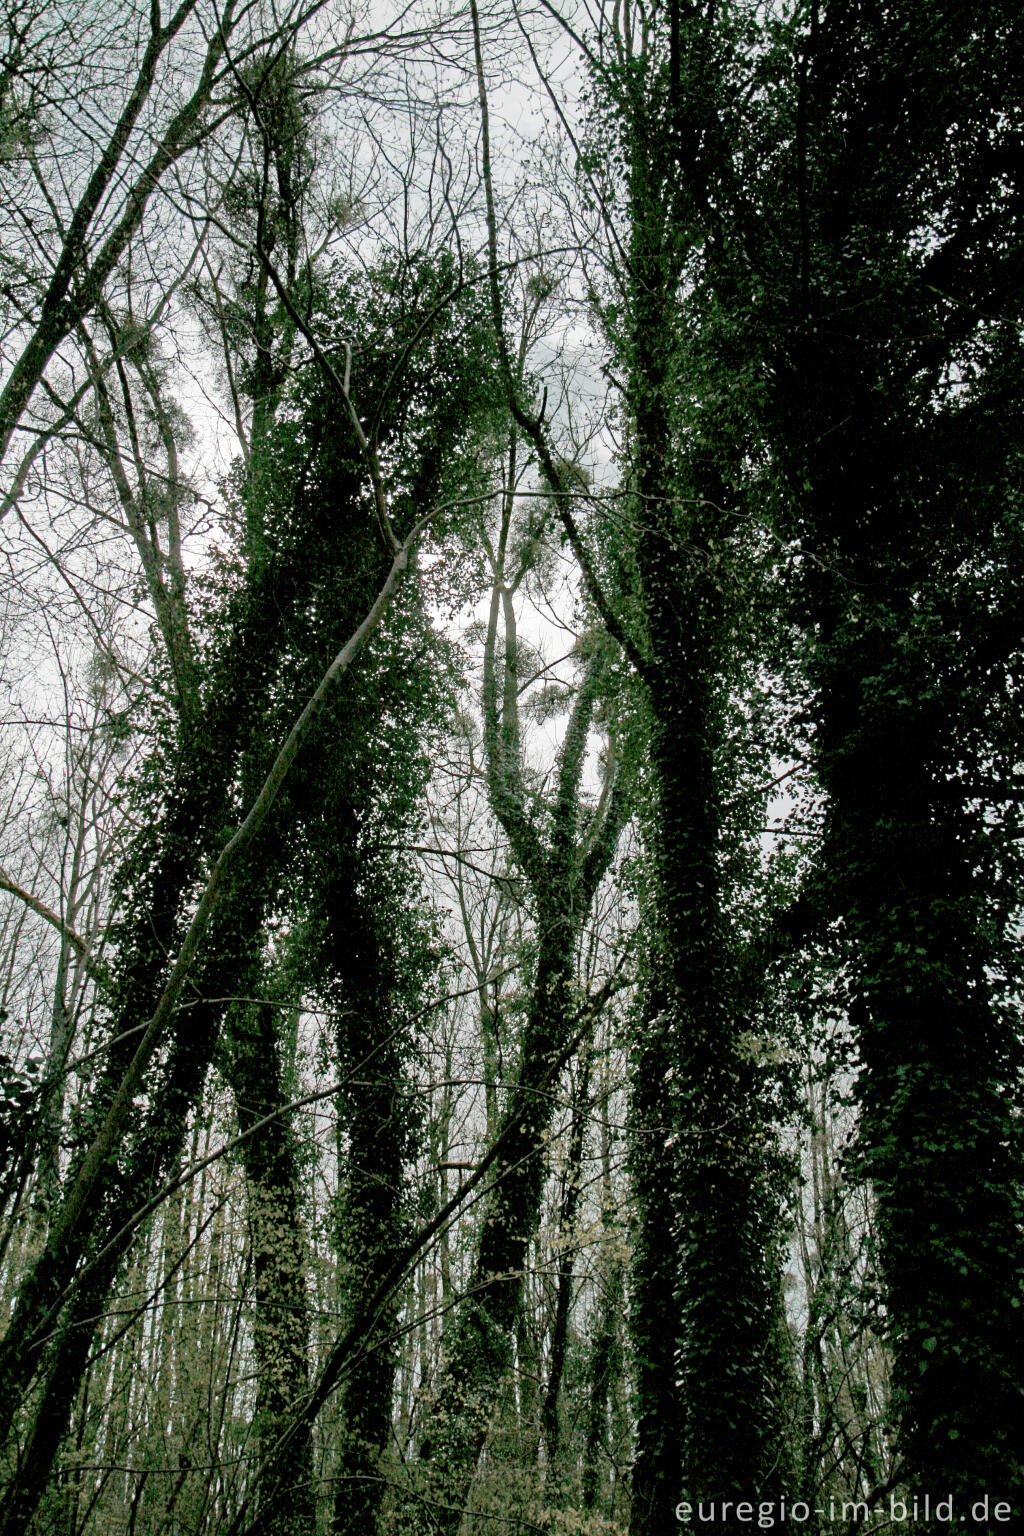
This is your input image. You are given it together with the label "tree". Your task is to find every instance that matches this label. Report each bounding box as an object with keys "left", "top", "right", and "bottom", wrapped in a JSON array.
[
  {"left": 751, "top": 1, "right": 1024, "bottom": 1504},
  {"left": 0, "top": 0, "right": 261, "bottom": 467},
  {"left": 411, "top": 408, "right": 632, "bottom": 1530},
  {"left": 2, "top": 3, "right": 1023, "bottom": 1530},
  {"left": 558, "top": 7, "right": 796, "bottom": 1526},
  {"left": 630, "top": 0, "right": 1024, "bottom": 1512},
  {"left": 0, "top": 240, "right": 500, "bottom": 1533}
]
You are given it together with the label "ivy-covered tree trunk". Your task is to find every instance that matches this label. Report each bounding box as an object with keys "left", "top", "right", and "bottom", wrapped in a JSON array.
[
  {"left": 813, "top": 620, "right": 1024, "bottom": 1507},
  {"left": 610, "top": 17, "right": 789, "bottom": 1526},
  {"left": 628, "top": 988, "right": 686, "bottom": 1536},
  {"left": 0, "top": 415, "right": 356, "bottom": 1512},
  {"left": 413, "top": 561, "right": 628, "bottom": 1528},
  {"left": 630, "top": 451, "right": 785, "bottom": 1525},
  {"left": 324, "top": 861, "right": 408, "bottom": 1536},
  {"left": 743, "top": 0, "right": 1024, "bottom": 1507},
  {"left": 582, "top": 1228, "right": 624, "bottom": 1515},
  {"left": 0, "top": 252, "right": 496, "bottom": 1521},
  {"left": 0, "top": 729, "right": 263, "bottom": 1457},
  {"left": 770, "top": 211, "right": 1024, "bottom": 1514},
  {"left": 540, "top": 1050, "right": 591, "bottom": 1474},
  {"left": 223, "top": 986, "right": 315, "bottom": 1536},
  {"left": 0, "top": 851, "right": 274, "bottom": 1536},
  {"left": 414, "top": 919, "right": 583, "bottom": 1528}
]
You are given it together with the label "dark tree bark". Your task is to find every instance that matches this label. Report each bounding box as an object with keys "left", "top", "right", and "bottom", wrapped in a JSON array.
[
  {"left": 613, "top": 24, "right": 789, "bottom": 1528},
  {"left": 752, "top": 2, "right": 1024, "bottom": 1507},
  {"left": 324, "top": 857, "right": 408, "bottom": 1536},
  {"left": 223, "top": 984, "right": 316, "bottom": 1536},
  {"left": 540, "top": 1051, "right": 591, "bottom": 1473}
]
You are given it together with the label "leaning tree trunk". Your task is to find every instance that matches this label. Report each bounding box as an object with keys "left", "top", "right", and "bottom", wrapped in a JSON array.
[
  {"left": 0, "top": 850, "right": 275, "bottom": 1536},
  {"left": 0, "top": 434, "right": 382, "bottom": 1523}
]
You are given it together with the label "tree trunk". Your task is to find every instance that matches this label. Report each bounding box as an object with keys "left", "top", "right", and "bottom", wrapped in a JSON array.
[
  {"left": 328, "top": 872, "right": 407, "bottom": 1536},
  {"left": 541, "top": 1052, "right": 590, "bottom": 1473},
  {"left": 626, "top": 274, "right": 786, "bottom": 1529},
  {"left": 224, "top": 986, "right": 315, "bottom": 1536},
  {"left": 414, "top": 921, "right": 579, "bottom": 1534}
]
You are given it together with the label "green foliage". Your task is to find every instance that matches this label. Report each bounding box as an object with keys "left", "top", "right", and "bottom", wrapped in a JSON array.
[
  {"left": 5, "top": 8, "right": 1024, "bottom": 1535},
  {"left": 0, "top": 1033, "right": 40, "bottom": 1180}
]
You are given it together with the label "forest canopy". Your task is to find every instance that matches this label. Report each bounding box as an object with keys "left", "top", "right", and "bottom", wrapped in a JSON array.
[{"left": 0, "top": 2, "right": 1022, "bottom": 1534}]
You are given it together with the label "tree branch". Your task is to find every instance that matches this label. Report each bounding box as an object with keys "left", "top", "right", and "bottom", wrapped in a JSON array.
[
  {"left": 468, "top": 0, "right": 649, "bottom": 682},
  {"left": 0, "top": 868, "right": 109, "bottom": 989}
]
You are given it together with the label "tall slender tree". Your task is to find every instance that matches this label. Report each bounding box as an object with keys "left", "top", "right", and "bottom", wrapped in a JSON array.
[
  {"left": 412, "top": 462, "right": 631, "bottom": 1529},
  {"left": 576, "top": 7, "right": 794, "bottom": 1526}
]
